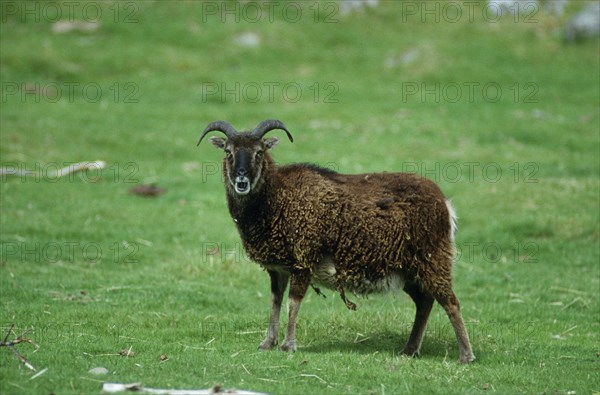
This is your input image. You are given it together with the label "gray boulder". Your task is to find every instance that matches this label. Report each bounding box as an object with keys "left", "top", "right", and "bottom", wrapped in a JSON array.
[{"left": 565, "top": 2, "right": 600, "bottom": 42}]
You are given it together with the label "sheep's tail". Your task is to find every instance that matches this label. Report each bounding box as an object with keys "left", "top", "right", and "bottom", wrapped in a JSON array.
[{"left": 445, "top": 199, "right": 458, "bottom": 247}]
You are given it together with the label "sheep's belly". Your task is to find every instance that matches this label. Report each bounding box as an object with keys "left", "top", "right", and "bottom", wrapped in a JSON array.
[{"left": 312, "top": 259, "right": 405, "bottom": 296}]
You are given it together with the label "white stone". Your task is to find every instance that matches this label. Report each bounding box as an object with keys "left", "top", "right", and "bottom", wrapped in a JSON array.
[{"left": 88, "top": 367, "right": 109, "bottom": 375}]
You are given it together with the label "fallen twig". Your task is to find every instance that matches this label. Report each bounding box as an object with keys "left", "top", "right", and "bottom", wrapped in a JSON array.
[
  {"left": 298, "top": 373, "right": 327, "bottom": 384},
  {"left": 102, "top": 383, "right": 268, "bottom": 395},
  {"left": 0, "top": 324, "right": 39, "bottom": 371},
  {"left": 29, "top": 367, "right": 48, "bottom": 380},
  {"left": 550, "top": 286, "right": 589, "bottom": 296}
]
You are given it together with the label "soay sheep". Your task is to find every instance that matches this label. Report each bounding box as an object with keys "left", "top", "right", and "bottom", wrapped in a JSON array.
[{"left": 197, "top": 119, "right": 475, "bottom": 363}]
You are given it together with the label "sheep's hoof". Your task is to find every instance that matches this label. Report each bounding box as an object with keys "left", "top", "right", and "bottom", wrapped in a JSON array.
[
  {"left": 258, "top": 339, "right": 277, "bottom": 351},
  {"left": 459, "top": 353, "right": 476, "bottom": 364},
  {"left": 279, "top": 340, "right": 296, "bottom": 352},
  {"left": 400, "top": 348, "right": 420, "bottom": 358}
]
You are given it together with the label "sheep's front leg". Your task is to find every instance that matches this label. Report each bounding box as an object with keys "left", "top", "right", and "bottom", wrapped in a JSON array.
[
  {"left": 259, "top": 270, "right": 289, "bottom": 350},
  {"left": 280, "top": 271, "right": 311, "bottom": 352}
]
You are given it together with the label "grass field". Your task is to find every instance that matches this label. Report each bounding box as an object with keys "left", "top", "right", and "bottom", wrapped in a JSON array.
[{"left": 1, "top": 1, "right": 599, "bottom": 394}]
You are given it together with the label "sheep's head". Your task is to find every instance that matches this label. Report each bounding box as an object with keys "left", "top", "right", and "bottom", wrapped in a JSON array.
[{"left": 197, "top": 120, "right": 293, "bottom": 196}]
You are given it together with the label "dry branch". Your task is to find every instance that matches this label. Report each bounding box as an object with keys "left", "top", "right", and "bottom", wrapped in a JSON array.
[
  {"left": 0, "top": 324, "right": 38, "bottom": 371},
  {"left": 102, "top": 383, "right": 268, "bottom": 395}
]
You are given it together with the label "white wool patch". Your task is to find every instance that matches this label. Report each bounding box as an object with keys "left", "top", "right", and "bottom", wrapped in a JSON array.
[
  {"left": 445, "top": 199, "right": 458, "bottom": 245},
  {"left": 312, "top": 257, "right": 405, "bottom": 296},
  {"left": 312, "top": 258, "right": 337, "bottom": 288}
]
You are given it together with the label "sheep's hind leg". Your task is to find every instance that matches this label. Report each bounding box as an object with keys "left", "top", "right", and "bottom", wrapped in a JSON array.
[
  {"left": 435, "top": 289, "right": 475, "bottom": 363},
  {"left": 401, "top": 282, "right": 434, "bottom": 357},
  {"left": 259, "top": 270, "right": 289, "bottom": 350},
  {"left": 280, "top": 271, "right": 311, "bottom": 352}
]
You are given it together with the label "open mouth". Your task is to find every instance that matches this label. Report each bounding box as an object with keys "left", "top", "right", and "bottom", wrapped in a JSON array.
[{"left": 233, "top": 176, "right": 251, "bottom": 195}]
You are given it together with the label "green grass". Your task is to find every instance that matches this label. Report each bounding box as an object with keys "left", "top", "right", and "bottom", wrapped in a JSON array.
[{"left": 1, "top": 1, "right": 599, "bottom": 394}]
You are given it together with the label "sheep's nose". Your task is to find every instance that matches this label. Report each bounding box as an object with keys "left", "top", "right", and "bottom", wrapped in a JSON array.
[{"left": 237, "top": 168, "right": 248, "bottom": 176}]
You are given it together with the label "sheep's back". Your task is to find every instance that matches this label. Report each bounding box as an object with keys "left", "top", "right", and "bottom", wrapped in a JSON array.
[{"left": 275, "top": 166, "right": 453, "bottom": 268}]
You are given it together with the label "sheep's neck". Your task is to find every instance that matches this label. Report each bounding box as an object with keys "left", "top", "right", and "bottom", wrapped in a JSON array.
[{"left": 226, "top": 177, "right": 276, "bottom": 238}]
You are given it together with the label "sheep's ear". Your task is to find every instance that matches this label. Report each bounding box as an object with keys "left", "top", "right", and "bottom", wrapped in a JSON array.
[
  {"left": 209, "top": 137, "right": 227, "bottom": 150},
  {"left": 264, "top": 137, "right": 279, "bottom": 150}
]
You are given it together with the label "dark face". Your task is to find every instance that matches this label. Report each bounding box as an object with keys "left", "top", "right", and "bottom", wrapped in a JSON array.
[{"left": 210, "top": 134, "right": 279, "bottom": 196}]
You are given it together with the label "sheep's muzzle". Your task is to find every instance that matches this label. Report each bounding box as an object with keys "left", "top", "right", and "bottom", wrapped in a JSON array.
[{"left": 233, "top": 176, "right": 251, "bottom": 195}]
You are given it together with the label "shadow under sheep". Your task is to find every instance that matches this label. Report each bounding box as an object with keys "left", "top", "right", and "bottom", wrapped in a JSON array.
[{"left": 300, "top": 330, "right": 456, "bottom": 359}]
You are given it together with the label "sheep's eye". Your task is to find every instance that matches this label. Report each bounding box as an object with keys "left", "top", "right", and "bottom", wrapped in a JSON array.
[
  {"left": 255, "top": 150, "right": 263, "bottom": 159},
  {"left": 224, "top": 149, "right": 233, "bottom": 159}
]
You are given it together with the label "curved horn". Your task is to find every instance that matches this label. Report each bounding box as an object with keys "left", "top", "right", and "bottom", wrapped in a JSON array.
[
  {"left": 251, "top": 119, "right": 294, "bottom": 143},
  {"left": 197, "top": 121, "right": 238, "bottom": 146}
]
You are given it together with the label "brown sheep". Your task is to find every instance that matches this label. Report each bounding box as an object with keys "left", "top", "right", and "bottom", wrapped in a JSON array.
[{"left": 197, "top": 119, "right": 475, "bottom": 363}]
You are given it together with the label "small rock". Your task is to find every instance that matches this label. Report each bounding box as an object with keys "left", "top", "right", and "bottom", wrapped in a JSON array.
[
  {"left": 565, "top": 2, "right": 600, "bottom": 42},
  {"left": 399, "top": 49, "right": 419, "bottom": 65},
  {"left": 384, "top": 49, "right": 419, "bottom": 69},
  {"left": 88, "top": 367, "right": 109, "bottom": 375},
  {"left": 52, "top": 21, "right": 100, "bottom": 34},
  {"left": 235, "top": 32, "right": 260, "bottom": 48}
]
